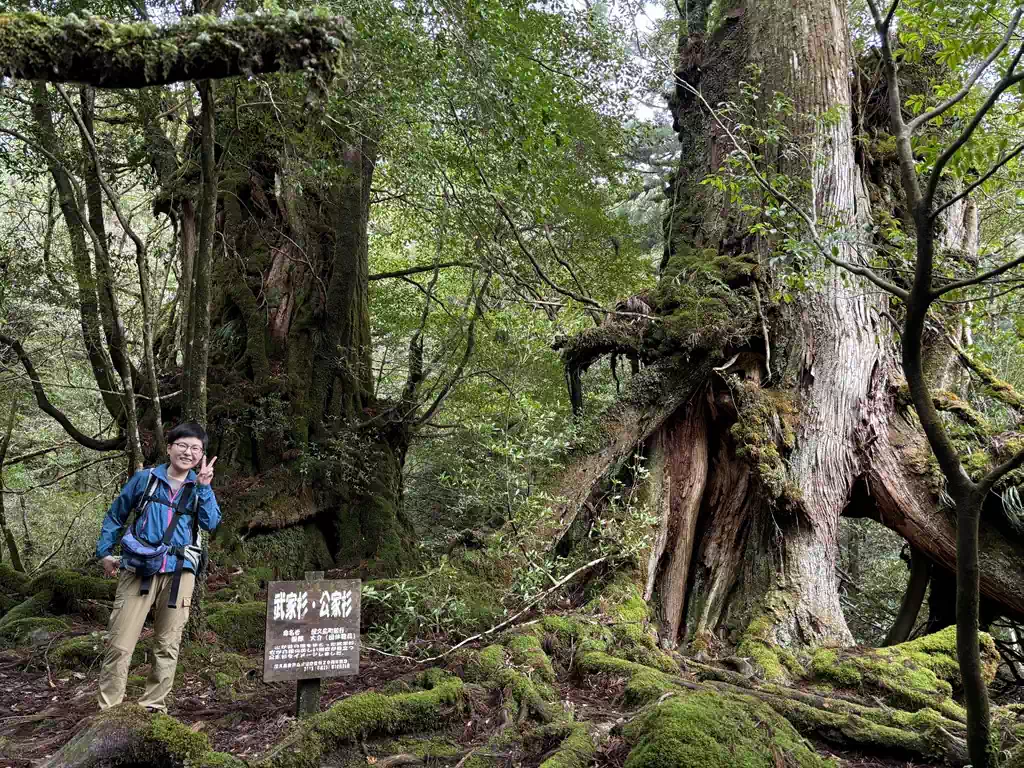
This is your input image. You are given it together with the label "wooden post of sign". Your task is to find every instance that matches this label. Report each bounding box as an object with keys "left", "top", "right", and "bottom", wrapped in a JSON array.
[{"left": 295, "top": 570, "right": 323, "bottom": 719}]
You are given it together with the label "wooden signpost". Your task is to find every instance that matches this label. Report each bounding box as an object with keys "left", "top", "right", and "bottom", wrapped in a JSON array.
[{"left": 263, "top": 571, "right": 361, "bottom": 717}]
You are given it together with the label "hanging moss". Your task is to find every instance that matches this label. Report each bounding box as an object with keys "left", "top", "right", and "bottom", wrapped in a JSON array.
[
  {"left": 0, "top": 11, "right": 351, "bottom": 88},
  {"left": 622, "top": 691, "right": 833, "bottom": 768}
]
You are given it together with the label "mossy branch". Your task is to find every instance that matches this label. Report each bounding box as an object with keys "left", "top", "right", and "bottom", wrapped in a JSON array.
[
  {"left": 0, "top": 11, "right": 350, "bottom": 88},
  {"left": 951, "top": 340, "right": 1024, "bottom": 410}
]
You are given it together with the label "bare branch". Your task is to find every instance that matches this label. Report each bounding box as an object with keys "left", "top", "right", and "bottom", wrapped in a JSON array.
[
  {"left": 882, "top": 0, "right": 901, "bottom": 30},
  {"left": 866, "top": 0, "right": 921, "bottom": 210},
  {"left": 368, "top": 262, "right": 476, "bottom": 281},
  {"left": 979, "top": 446, "right": 1024, "bottom": 495},
  {"left": 931, "top": 141, "right": 1024, "bottom": 222},
  {"left": 907, "top": 9, "right": 1023, "bottom": 135},
  {"left": 932, "top": 251, "right": 1024, "bottom": 298},
  {"left": 415, "top": 272, "right": 493, "bottom": 427},
  {"left": 0, "top": 334, "right": 125, "bottom": 452},
  {"left": 925, "top": 67, "right": 1024, "bottom": 209}
]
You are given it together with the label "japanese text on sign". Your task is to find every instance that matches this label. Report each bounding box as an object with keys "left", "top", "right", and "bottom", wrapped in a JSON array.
[
  {"left": 263, "top": 578, "right": 360, "bottom": 683},
  {"left": 271, "top": 589, "right": 353, "bottom": 621}
]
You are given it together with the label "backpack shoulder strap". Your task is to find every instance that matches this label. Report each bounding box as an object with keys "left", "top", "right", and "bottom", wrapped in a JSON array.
[
  {"left": 128, "top": 469, "right": 160, "bottom": 532},
  {"left": 161, "top": 482, "right": 195, "bottom": 546}
]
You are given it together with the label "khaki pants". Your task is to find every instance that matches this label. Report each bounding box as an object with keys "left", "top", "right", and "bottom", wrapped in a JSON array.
[{"left": 97, "top": 569, "right": 194, "bottom": 712}]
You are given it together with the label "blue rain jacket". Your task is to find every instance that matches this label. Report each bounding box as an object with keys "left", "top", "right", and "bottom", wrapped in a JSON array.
[{"left": 95, "top": 463, "right": 221, "bottom": 573}]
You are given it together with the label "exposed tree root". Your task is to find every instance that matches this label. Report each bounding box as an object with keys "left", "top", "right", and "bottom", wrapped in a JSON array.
[{"left": 32, "top": 584, "right": 1024, "bottom": 768}]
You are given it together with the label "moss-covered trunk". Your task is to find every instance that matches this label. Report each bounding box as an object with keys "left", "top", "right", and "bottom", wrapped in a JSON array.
[
  {"left": 641, "top": 0, "right": 1015, "bottom": 661},
  {"left": 647, "top": 0, "right": 875, "bottom": 652},
  {"left": 152, "top": 85, "right": 413, "bottom": 577}
]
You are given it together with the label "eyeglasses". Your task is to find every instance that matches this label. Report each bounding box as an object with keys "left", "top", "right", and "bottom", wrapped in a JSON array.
[{"left": 171, "top": 442, "right": 204, "bottom": 456}]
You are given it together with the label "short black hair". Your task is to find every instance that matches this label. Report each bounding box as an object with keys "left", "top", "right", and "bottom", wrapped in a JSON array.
[{"left": 166, "top": 423, "right": 208, "bottom": 453}]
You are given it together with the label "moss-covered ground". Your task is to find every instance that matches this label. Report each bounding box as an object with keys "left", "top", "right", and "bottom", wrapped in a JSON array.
[{"left": 2, "top": 561, "right": 1023, "bottom": 768}]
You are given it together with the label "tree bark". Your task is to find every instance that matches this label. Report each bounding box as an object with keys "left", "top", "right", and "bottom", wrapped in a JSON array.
[{"left": 183, "top": 80, "right": 216, "bottom": 425}]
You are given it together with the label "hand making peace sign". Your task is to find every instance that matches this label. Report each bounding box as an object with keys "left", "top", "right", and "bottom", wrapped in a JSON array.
[{"left": 197, "top": 454, "right": 217, "bottom": 486}]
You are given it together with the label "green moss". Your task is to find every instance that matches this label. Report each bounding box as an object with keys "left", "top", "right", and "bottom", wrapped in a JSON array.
[
  {"left": 532, "top": 722, "right": 594, "bottom": 768},
  {"left": 198, "top": 752, "right": 247, "bottom": 768},
  {"left": 767, "top": 696, "right": 949, "bottom": 762},
  {"left": 207, "top": 601, "right": 266, "bottom": 651},
  {"left": 466, "top": 645, "right": 555, "bottom": 722},
  {"left": 0, "top": 615, "right": 68, "bottom": 643},
  {"left": 734, "top": 593, "right": 810, "bottom": 682},
  {"left": 374, "top": 736, "right": 461, "bottom": 760},
  {"left": 233, "top": 524, "right": 334, "bottom": 580},
  {"left": 258, "top": 677, "right": 466, "bottom": 768},
  {"left": 647, "top": 245, "right": 757, "bottom": 358},
  {"left": 507, "top": 633, "right": 556, "bottom": 683},
  {"left": 0, "top": 11, "right": 351, "bottom": 88},
  {"left": 729, "top": 382, "right": 797, "bottom": 503},
  {"left": 805, "top": 627, "right": 991, "bottom": 721},
  {"left": 51, "top": 633, "right": 105, "bottom": 668},
  {"left": 211, "top": 567, "right": 274, "bottom": 603},
  {"left": 47, "top": 705, "right": 230, "bottom": 767},
  {"left": 0, "top": 589, "right": 52, "bottom": 631},
  {"left": 29, "top": 569, "right": 115, "bottom": 606},
  {"left": 810, "top": 649, "right": 862, "bottom": 687},
  {"left": 623, "top": 691, "right": 833, "bottom": 768},
  {"left": 0, "top": 563, "right": 29, "bottom": 594},
  {"left": 584, "top": 576, "right": 678, "bottom": 674},
  {"left": 577, "top": 651, "right": 679, "bottom": 706}
]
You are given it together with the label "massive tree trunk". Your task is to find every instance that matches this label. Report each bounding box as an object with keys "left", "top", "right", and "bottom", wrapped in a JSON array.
[
  {"left": 555, "top": 0, "right": 1024, "bottom": 668},
  {"left": 650, "top": 0, "right": 876, "bottom": 651},
  {"left": 160, "top": 89, "right": 414, "bottom": 576}
]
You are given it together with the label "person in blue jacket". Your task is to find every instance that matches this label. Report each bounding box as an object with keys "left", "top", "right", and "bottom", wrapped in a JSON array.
[{"left": 95, "top": 423, "right": 221, "bottom": 712}]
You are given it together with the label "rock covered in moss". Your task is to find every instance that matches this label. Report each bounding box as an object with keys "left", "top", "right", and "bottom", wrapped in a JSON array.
[
  {"left": 39, "top": 704, "right": 239, "bottom": 768},
  {"left": 623, "top": 690, "right": 832, "bottom": 768},
  {"left": 29, "top": 570, "right": 115, "bottom": 602},
  {"left": 50, "top": 633, "right": 105, "bottom": 668},
  {"left": 207, "top": 601, "right": 266, "bottom": 651},
  {"left": 0, "top": 590, "right": 53, "bottom": 632},
  {"left": 0, "top": 616, "right": 69, "bottom": 645}
]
